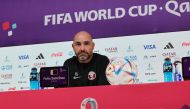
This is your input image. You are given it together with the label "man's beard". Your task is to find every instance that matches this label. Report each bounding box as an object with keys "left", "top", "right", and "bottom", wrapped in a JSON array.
[{"left": 77, "top": 52, "right": 92, "bottom": 63}]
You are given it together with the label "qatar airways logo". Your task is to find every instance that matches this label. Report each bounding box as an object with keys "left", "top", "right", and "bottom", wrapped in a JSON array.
[
  {"left": 1, "top": 74, "right": 12, "bottom": 79},
  {"left": 33, "top": 62, "right": 46, "bottom": 68},
  {"left": 105, "top": 47, "right": 118, "bottom": 53},
  {"left": 182, "top": 42, "right": 190, "bottom": 47},
  {"left": 162, "top": 52, "right": 176, "bottom": 58}
]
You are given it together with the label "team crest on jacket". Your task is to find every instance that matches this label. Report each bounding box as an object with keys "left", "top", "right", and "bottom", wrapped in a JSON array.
[{"left": 88, "top": 71, "right": 96, "bottom": 80}]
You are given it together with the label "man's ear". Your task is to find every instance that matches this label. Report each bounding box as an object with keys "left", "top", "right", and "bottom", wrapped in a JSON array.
[
  {"left": 72, "top": 43, "right": 74, "bottom": 49},
  {"left": 92, "top": 42, "right": 95, "bottom": 49}
]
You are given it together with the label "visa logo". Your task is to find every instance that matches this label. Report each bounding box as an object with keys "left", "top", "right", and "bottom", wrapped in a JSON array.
[
  {"left": 144, "top": 45, "right": 156, "bottom": 50},
  {"left": 19, "top": 55, "right": 29, "bottom": 60}
]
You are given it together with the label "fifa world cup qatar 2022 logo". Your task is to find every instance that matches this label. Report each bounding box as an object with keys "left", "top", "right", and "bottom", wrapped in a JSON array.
[
  {"left": 106, "top": 57, "right": 138, "bottom": 85},
  {"left": 81, "top": 98, "right": 98, "bottom": 109}
]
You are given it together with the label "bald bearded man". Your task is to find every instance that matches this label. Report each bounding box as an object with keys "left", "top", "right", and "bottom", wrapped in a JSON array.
[{"left": 64, "top": 31, "right": 110, "bottom": 87}]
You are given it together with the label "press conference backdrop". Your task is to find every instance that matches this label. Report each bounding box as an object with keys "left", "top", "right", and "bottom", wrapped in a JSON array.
[
  {"left": 0, "top": 0, "right": 190, "bottom": 92},
  {"left": 0, "top": 31, "right": 190, "bottom": 91}
]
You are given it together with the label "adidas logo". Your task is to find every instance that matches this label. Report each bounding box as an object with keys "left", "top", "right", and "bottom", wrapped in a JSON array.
[
  {"left": 164, "top": 42, "right": 174, "bottom": 49},
  {"left": 36, "top": 53, "right": 44, "bottom": 59}
]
